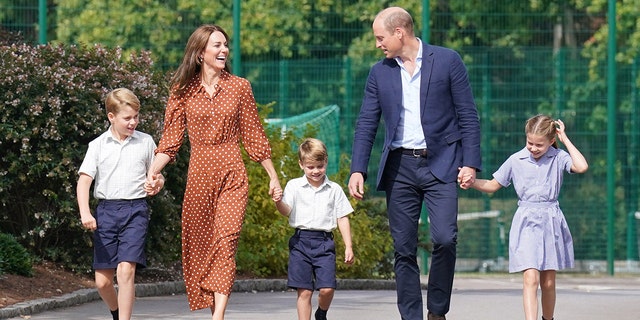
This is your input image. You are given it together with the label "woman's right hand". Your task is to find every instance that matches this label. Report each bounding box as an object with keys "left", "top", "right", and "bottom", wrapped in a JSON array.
[{"left": 269, "top": 178, "right": 282, "bottom": 202}]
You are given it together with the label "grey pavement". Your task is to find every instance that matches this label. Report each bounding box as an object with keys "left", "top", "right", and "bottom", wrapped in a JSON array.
[{"left": 2, "top": 275, "right": 640, "bottom": 319}]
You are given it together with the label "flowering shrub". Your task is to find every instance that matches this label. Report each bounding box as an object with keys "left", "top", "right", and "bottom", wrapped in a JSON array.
[
  {"left": 0, "top": 42, "right": 182, "bottom": 271},
  {"left": 0, "top": 41, "right": 394, "bottom": 278}
]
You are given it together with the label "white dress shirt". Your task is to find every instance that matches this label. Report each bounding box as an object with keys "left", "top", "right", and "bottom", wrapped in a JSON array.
[
  {"left": 78, "top": 128, "right": 157, "bottom": 200},
  {"left": 391, "top": 38, "right": 427, "bottom": 150},
  {"left": 282, "top": 175, "right": 354, "bottom": 232}
]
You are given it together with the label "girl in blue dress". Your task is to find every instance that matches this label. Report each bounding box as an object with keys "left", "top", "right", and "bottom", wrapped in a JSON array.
[{"left": 461, "top": 114, "right": 588, "bottom": 320}]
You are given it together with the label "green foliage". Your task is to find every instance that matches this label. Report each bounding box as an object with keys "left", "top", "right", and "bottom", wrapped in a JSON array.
[
  {"left": 53, "top": 0, "right": 377, "bottom": 68},
  {"left": 54, "top": 0, "right": 185, "bottom": 69},
  {"left": 335, "top": 180, "right": 394, "bottom": 279},
  {"left": 0, "top": 42, "right": 181, "bottom": 271},
  {"left": 580, "top": 0, "right": 640, "bottom": 75},
  {"left": 6, "top": 0, "right": 638, "bottom": 269},
  {"left": 237, "top": 104, "right": 394, "bottom": 278},
  {"left": 0, "top": 232, "right": 33, "bottom": 276},
  {"left": 0, "top": 40, "right": 395, "bottom": 277}
]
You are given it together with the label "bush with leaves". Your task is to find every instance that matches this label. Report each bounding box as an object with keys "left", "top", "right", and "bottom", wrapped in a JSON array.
[
  {"left": 0, "top": 42, "right": 182, "bottom": 272},
  {"left": 0, "top": 41, "right": 394, "bottom": 278},
  {"left": 238, "top": 107, "right": 394, "bottom": 279},
  {"left": 0, "top": 232, "right": 33, "bottom": 276}
]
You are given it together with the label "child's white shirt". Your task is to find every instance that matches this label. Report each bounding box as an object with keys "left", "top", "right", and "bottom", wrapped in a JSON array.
[
  {"left": 282, "top": 175, "right": 353, "bottom": 232},
  {"left": 78, "top": 128, "right": 157, "bottom": 200}
]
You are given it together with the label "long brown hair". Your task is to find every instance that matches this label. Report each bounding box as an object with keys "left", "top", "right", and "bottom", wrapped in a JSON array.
[
  {"left": 525, "top": 114, "right": 558, "bottom": 148},
  {"left": 170, "top": 24, "right": 231, "bottom": 95}
]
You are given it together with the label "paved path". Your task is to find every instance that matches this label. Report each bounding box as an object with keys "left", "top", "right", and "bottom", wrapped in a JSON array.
[{"left": 3, "top": 275, "right": 640, "bottom": 319}]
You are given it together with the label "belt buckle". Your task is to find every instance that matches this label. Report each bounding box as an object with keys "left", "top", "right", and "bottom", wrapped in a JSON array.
[{"left": 412, "top": 149, "right": 424, "bottom": 157}]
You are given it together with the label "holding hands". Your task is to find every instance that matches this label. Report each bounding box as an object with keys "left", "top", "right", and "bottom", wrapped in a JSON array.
[
  {"left": 269, "top": 178, "right": 283, "bottom": 202},
  {"left": 457, "top": 166, "right": 476, "bottom": 190},
  {"left": 144, "top": 173, "right": 165, "bottom": 196}
]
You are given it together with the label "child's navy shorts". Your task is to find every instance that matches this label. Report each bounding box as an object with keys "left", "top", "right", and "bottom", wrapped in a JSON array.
[
  {"left": 93, "top": 198, "right": 149, "bottom": 270},
  {"left": 287, "top": 229, "right": 336, "bottom": 290}
]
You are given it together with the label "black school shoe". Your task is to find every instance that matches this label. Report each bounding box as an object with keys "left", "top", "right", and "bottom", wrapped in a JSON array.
[
  {"left": 315, "top": 307, "right": 328, "bottom": 320},
  {"left": 427, "top": 311, "right": 446, "bottom": 320}
]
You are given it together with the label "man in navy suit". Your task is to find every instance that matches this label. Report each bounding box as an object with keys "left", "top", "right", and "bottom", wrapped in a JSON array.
[{"left": 348, "top": 7, "right": 482, "bottom": 320}]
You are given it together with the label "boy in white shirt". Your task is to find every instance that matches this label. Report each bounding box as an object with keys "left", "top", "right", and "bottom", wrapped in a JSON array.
[
  {"left": 77, "top": 88, "right": 164, "bottom": 320},
  {"left": 274, "top": 138, "right": 354, "bottom": 320}
]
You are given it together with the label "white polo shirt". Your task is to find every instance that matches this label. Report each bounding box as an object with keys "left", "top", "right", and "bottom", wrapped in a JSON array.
[
  {"left": 78, "top": 128, "right": 157, "bottom": 200},
  {"left": 282, "top": 175, "right": 354, "bottom": 232}
]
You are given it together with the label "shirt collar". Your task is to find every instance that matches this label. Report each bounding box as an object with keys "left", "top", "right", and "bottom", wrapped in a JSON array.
[
  {"left": 393, "top": 38, "right": 423, "bottom": 66},
  {"left": 105, "top": 126, "right": 137, "bottom": 144},
  {"left": 191, "top": 69, "right": 231, "bottom": 97},
  {"left": 301, "top": 174, "right": 330, "bottom": 190},
  {"left": 516, "top": 146, "right": 559, "bottom": 161}
]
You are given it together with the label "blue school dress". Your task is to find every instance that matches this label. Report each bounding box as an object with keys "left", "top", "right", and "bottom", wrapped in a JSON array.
[{"left": 493, "top": 146, "right": 574, "bottom": 273}]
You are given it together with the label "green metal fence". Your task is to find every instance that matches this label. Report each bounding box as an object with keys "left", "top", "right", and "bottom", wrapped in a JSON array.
[{"left": 2, "top": 1, "right": 639, "bottom": 274}]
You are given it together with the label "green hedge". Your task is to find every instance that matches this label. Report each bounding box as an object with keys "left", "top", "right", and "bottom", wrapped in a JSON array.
[
  {"left": 0, "top": 41, "right": 182, "bottom": 272},
  {"left": 238, "top": 119, "right": 394, "bottom": 278},
  {"left": 0, "top": 232, "right": 33, "bottom": 276},
  {"left": 0, "top": 38, "right": 394, "bottom": 278}
]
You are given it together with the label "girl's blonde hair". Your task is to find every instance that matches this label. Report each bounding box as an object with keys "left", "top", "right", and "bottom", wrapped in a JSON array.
[{"left": 525, "top": 114, "right": 558, "bottom": 148}]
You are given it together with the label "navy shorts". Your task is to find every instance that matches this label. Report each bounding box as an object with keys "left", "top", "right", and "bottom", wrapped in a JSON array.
[
  {"left": 287, "top": 229, "right": 336, "bottom": 290},
  {"left": 93, "top": 198, "right": 149, "bottom": 270}
]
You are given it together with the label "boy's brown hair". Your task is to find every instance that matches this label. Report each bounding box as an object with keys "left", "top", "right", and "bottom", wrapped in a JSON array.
[
  {"left": 105, "top": 88, "right": 140, "bottom": 115},
  {"left": 298, "top": 138, "right": 328, "bottom": 163}
]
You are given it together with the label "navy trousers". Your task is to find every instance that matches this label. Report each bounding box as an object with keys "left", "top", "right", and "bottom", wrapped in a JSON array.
[{"left": 382, "top": 151, "right": 458, "bottom": 319}]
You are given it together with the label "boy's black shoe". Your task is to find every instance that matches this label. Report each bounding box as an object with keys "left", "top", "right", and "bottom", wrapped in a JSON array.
[
  {"left": 427, "top": 311, "right": 446, "bottom": 320},
  {"left": 110, "top": 309, "right": 119, "bottom": 320},
  {"left": 315, "top": 307, "right": 328, "bottom": 320}
]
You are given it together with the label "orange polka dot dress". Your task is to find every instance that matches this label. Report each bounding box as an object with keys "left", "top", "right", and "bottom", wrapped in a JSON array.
[{"left": 156, "top": 70, "right": 272, "bottom": 311}]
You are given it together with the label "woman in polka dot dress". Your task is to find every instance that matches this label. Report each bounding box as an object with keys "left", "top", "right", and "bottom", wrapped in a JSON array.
[{"left": 147, "top": 25, "right": 282, "bottom": 319}]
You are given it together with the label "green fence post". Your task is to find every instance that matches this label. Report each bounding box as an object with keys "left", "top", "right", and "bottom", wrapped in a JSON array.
[
  {"left": 343, "top": 56, "right": 353, "bottom": 155},
  {"left": 606, "top": 0, "right": 617, "bottom": 276},
  {"left": 419, "top": 0, "right": 431, "bottom": 275},
  {"left": 279, "top": 60, "right": 289, "bottom": 118},
  {"left": 481, "top": 51, "right": 493, "bottom": 226},
  {"left": 232, "top": 0, "right": 241, "bottom": 75},
  {"left": 496, "top": 211, "right": 506, "bottom": 263},
  {"left": 422, "top": 0, "right": 430, "bottom": 44},
  {"left": 554, "top": 48, "right": 566, "bottom": 116},
  {"left": 419, "top": 206, "right": 429, "bottom": 274},
  {"left": 38, "top": 0, "right": 46, "bottom": 44},
  {"left": 627, "top": 56, "right": 639, "bottom": 262}
]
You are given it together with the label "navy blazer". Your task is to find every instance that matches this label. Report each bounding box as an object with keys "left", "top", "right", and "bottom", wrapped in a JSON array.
[{"left": 351, "top": 42, "right": 482, "bottom": 190}]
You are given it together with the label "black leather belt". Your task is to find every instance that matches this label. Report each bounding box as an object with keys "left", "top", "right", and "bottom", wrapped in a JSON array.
[
  {"left": 395, "top": 148, "right": 428, "bottom": 158},
  {"left": 99, "top": 198, "right": 147, "bottom": 205},
  {"left": 295, "top": 229, "right": 333, "bottom": 239}
]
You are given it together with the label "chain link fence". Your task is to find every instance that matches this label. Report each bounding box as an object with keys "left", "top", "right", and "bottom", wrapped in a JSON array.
[{"left": 2, "top": 1, "right": 639, "bottom": 273}]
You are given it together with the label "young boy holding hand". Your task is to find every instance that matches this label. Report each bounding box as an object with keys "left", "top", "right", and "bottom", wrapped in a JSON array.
[
  {"left": 274, "top": 138, "right": 354, "bottom": 320},
  {"left": 77, "top": 88, "right": 164, "bottom": 320}
]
